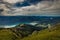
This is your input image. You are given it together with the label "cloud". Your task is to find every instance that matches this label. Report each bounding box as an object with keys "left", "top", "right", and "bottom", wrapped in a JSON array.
[
  {"left": 0, "top": 25, "right": 16, "bottom": 28},
  {"left": 0, "top": 0, "right": 60, "bottom": 16},
  {"left": 3, "top": 0, "right": 24, "bottom": 3}
]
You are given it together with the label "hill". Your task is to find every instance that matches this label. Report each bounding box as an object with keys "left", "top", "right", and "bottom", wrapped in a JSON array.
[
  {"left": 0, "top": 28, "right": 20, "bottom": 40},
  {"left": 21, "top": 23, "right": 60, "bottom": 40},
  {"left": 0, "top": 23, "right": 60, "bottom": 40},
  {"left": 0, "top": 23, "right": 47, "bottom": 40}
]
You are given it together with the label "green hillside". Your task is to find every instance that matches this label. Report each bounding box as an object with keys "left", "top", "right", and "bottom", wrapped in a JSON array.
[
  {"left": 0, "top": 28, "right": 21, "bottom": 40},
  {"left": 0, "top": 29, "right": 14, "bottom": 40},
  {"left": 21, "top": 23, "right": 60, "bottom": 40},
  {"left": 0, "top": 23, "right": 60, "bottom": 40}
]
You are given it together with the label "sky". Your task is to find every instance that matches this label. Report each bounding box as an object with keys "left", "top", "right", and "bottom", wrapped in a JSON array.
[
  {"left": 0, "top": 0, "right": 60, "bottom": 16},
  {"left": 0, "top": 0, "right": 60, "bottom": 28}
]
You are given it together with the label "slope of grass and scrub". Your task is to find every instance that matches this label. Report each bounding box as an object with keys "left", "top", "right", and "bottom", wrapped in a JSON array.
[
  {"left": 0, "top": 23, "right": 60, "bottom": 40},
  {"left": 21, "top": 23, "right": 60, "bottom": 40},
  {"left": 0, "top": 29, "right": 18, "bottom": 40},
  {"left": 0, "top": 23, "right": 47, "bottom": 40}
]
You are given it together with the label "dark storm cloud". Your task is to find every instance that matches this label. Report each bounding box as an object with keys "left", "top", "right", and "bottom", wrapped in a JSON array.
[
  {"left": 14, "top": 0, "right": 55, "bottom": 7},
  {"left": 14, "top": 0, "right": 42, "bottom": 7},
  {"left": 25, "top": 0, "right": 42, "bottom": 4}
]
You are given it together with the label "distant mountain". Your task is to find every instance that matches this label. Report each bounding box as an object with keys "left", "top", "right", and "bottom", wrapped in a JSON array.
[{"left": 0, "top": 16, "right": 60, "bottom": 26}]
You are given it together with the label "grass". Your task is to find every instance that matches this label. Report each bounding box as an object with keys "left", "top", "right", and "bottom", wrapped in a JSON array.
[
  {"left": 0, "top": 29, "right": 21, "bottom": 40},
  {"left": 21, "top": 24, "right": 60, "bottom": 40},
  {"left": 0, "top": 23, "right": 60, "bottom": 40}
]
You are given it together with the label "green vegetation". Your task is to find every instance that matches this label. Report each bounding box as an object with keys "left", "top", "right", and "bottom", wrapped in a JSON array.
[
  {"left": 0, "top": 23, "right": 60, "bottom": 40},
  {"left": 21, "top": 24, "right": 60, "bottom": 40},
  {"left": 0, "top": 29, "right": 21, "bottom": 40},
  {"left": 0, "top": 29, "right": 15, "bottom": 40}
]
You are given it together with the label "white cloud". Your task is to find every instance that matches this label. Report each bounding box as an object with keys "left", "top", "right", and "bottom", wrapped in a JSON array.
[
  {"left": 0, "top": 0, "right": 60, "bottom": 16},
  {"left": 0, "top": 25, "right": 16, "bottom": 28},
  {"left": 3, "top": 0, "right": 24, "bottom": 3}
]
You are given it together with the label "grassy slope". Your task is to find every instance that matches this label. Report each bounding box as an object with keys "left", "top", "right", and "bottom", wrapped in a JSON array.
[
  {"left": 0, "top": 24, "right": 60, "bottom": 40},
  {"left": 0, "top": 29, "right": 13, "bottom": 40},
  {"left": 0, "top": 29, "right": 21, "bottom": 40},
  {"left": 21, "top": 24, "right": 60, "bottom": 40}
]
